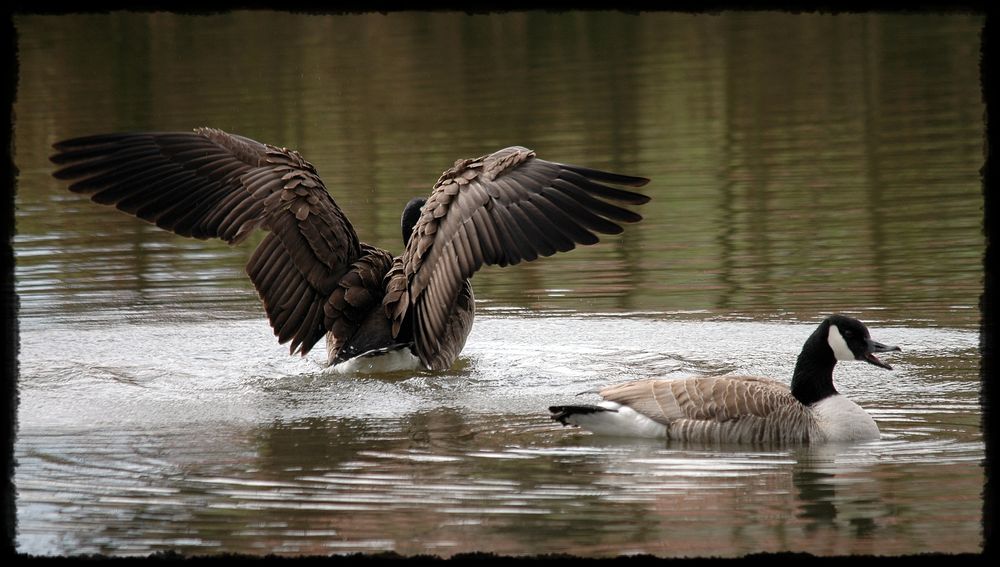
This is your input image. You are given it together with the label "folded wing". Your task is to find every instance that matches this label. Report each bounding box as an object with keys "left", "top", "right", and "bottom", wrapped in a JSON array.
[{"left": 600, "top": 377, "right": 814, "bottom": 444}]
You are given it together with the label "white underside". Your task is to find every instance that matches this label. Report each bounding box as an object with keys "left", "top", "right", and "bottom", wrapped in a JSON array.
[
  {"left": 328, "top": 346, "right": 423, "bottom": 374},
  {"left": 809, "top": 394, "right": 880, "bottom": 442},
  {"left": 564, "top": 402, "right": 669, "bottom": 439}
]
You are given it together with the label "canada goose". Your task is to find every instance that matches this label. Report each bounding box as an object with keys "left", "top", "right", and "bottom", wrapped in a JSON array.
[
  {"left": 50, "top": 128, "right": 650, "bottom": 372},
  {"left": 549, "top": 315, "right": 900, "bottom": 444}
]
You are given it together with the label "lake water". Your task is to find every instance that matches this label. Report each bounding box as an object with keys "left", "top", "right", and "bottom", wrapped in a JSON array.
[{"left": 12, "top": 11, "right": 984, "bottom": 557}]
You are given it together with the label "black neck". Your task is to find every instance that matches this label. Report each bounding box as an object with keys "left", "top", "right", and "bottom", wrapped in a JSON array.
[
  {"left": 790, "top": 323, "right": 840, "bottom": 406},
  {"left": 401, "top": 197, "right": 426, "bottom": 246}
]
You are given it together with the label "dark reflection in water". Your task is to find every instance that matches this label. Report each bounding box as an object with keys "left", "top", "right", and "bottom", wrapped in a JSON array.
[
  {"left": 16, "top": 408, "right": 982, "bottom": 557},
  {"left": 13, "top": 10, "right": 983, "bottom": 558},
  {"left": 14, "top": 11, "right": 982, "bottom": 328}
]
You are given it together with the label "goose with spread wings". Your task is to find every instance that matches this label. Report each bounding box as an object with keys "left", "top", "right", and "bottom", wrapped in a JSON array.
[{"left": 51, "top": 128, "right": 651, "bottom": 372}]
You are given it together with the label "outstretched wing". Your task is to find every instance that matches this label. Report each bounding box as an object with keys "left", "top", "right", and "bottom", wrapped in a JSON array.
[
  {"left": 385, "top": 146, "right": 650, "bottom": 369},
  {"left": 51, "top": 128, "right": 367, "bottom": 356}
]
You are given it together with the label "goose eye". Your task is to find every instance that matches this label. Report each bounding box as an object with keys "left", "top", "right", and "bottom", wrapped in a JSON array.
[{"left": 843, "top": 330, "right": 854, "bottom": 339}]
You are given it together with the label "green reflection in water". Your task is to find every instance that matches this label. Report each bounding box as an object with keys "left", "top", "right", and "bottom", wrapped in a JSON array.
[{"left": 14, "top": 11, "right": 983, "bottom": 329}]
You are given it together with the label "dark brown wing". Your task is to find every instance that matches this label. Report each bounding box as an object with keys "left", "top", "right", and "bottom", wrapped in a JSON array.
[
  {"left": 386, "top": 146, "right": 650, "bottom": 369},
  {"left": 51, "top": 128, "right": 368, "bottom": 356}
]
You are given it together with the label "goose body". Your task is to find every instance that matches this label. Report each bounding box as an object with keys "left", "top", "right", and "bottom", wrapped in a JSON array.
[
  {"left": 550, "top": 315, "right": 900, "bottom": 445},
  {"left": 51, "top": 128, "right": 650, "bottom": 372}
]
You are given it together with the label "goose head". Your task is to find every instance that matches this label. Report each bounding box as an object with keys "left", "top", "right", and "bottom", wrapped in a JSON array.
[
  {"left": 791, "top": 314, "right": 900, "bottom": 406},
  {"left": 824, "top": 314, "right": 901, "bottom": 370}
]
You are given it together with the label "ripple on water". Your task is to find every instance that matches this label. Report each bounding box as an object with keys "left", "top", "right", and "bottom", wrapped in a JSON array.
[{"left": 16, "top": 315, "right": 982, "bottom": 556}]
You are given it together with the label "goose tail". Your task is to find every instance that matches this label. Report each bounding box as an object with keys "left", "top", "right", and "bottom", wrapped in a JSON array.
[
  {"left": 548, "top": 404, "right": 614, "bottom": 426},
  {"left": 548, "top": 403, "right": 669, "bottom": 438}
]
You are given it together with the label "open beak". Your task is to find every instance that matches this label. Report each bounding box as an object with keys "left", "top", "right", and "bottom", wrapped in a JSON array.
[{"left": 863, "top": 338, "right": 901, "bottom": 370}]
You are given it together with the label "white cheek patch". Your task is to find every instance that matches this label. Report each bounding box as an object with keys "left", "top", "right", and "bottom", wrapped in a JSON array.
[{"left": 827, "top": 324, "right": 856, "bottom": 361}]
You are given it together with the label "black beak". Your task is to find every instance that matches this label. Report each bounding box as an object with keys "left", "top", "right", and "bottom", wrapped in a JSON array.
[{"left": 862, "top": 338, "right": 901, "bottom": 370}]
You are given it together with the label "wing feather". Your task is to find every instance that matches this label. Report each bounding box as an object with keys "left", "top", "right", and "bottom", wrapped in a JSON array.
[
  {"left": 51, "top": 128, "right": 373, "bottom": 356},
  {"left": 532, "top": 189, "right": 600, "bottom": 245},
  {"left": 598, "top": 377, "right": 814, "bottom": 444},
  {"left": 393, "top": 146, "right": 650, "bottom": 368},
  {"left": 600, "top": 377, "right": 795, "bottom": 423}
]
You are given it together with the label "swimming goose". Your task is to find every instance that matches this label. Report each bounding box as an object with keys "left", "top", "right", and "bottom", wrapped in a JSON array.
[
  {"left": 50, "top": 128, "right": 650, "bottom": 372},
  {"left": 549, "top": 315, "right": 900, "bottom": 444}
]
